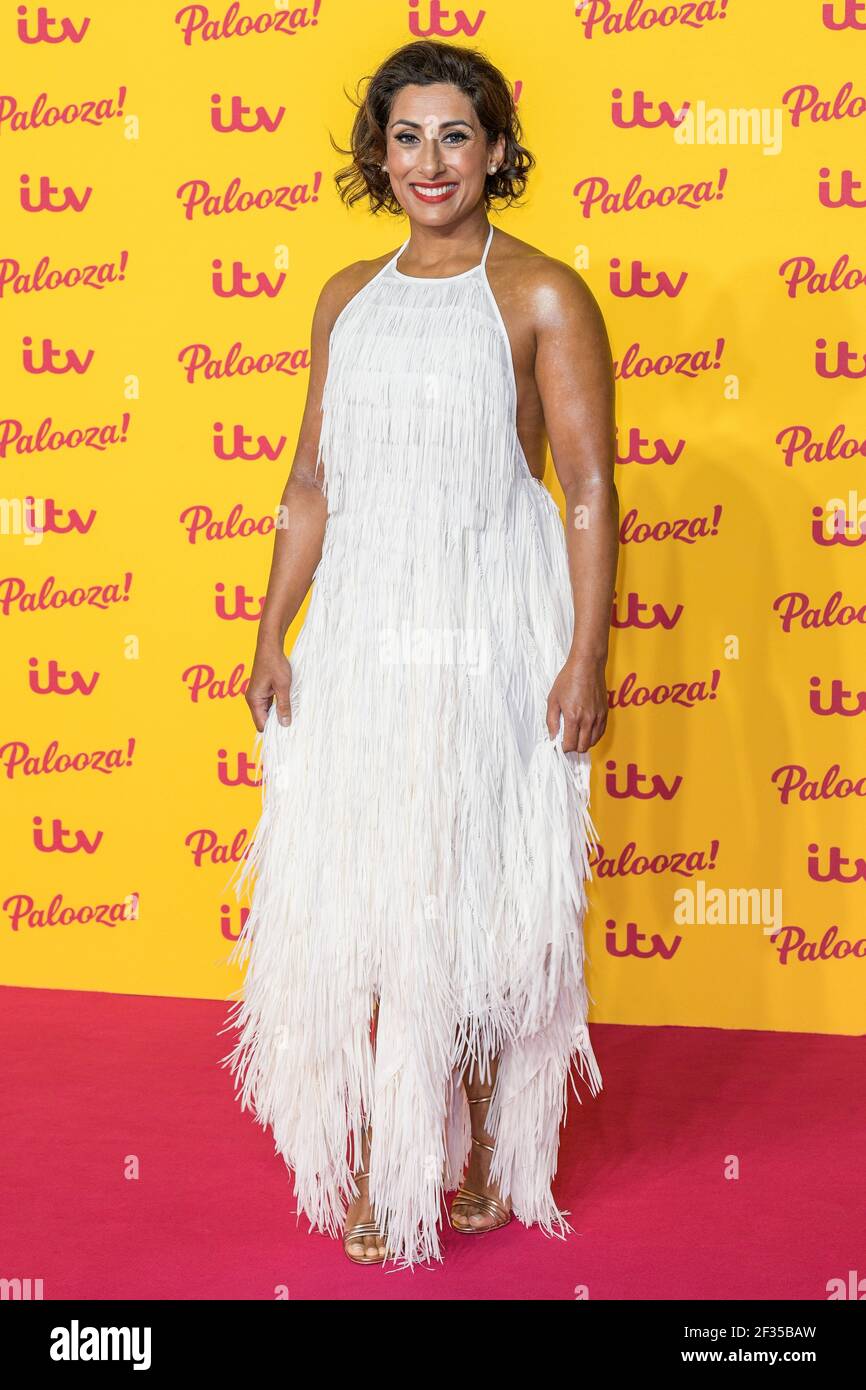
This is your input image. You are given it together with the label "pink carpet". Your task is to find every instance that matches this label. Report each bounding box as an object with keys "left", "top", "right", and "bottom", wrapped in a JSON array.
[{"left": 1, "top": 984, "right": 861, "bottom": 1300}]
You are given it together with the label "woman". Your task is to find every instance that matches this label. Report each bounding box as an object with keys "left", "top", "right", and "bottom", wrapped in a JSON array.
[{"left": 221, "top": 38, "right": 618, "bottom": 1269}]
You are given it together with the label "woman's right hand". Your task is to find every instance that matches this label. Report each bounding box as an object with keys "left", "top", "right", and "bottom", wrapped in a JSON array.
[{"left": 245, "top": 643, "right": 293, "bottom": 731}]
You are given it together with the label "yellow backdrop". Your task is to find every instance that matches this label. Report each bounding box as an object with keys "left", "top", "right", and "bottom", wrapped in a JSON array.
[{"left": 2, "top": 0, "right": 863, "bottom": 1036}]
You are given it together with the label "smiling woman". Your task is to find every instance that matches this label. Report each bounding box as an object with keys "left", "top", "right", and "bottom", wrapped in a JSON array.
[
  {"left": 332, "top": 40, "right": 534, "bottom": 218},
  {"left": 221, "top": 38, "right": 619, "bottom": 1271}
]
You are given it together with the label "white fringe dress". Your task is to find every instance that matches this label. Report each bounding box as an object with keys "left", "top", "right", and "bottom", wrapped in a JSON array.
[{"left": 221, "top": 221, "right": 602, "bottom": 1269}]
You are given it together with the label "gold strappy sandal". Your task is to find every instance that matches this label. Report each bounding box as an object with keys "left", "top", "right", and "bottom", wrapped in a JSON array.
[
  {"left": 342, "top": 1171, "right": 387, "bottom": 1266},
  {"left": 451, "top": 1095, "right": 513, "bottom": 1235}
]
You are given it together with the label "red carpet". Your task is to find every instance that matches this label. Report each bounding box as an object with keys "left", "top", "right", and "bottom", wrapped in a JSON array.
[{"left": 1, "top": 985, "right": 861, "bottom": 1300}]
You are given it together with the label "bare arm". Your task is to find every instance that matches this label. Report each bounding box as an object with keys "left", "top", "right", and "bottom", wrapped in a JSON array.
[
  {"left": 532, "top": 262, "right": 619, "bottom": 753},
  {"left": 245, "top": 270, "right": 349, "bottom": 731}
]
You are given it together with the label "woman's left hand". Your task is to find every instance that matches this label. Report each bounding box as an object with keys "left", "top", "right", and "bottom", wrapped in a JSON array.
[{"left": 546, "top": 656, "right": 609, "bottom": 753}]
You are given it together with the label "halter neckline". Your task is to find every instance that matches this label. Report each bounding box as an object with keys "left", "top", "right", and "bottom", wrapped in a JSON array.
[{"left": 391, "top": 222, "right": 495, "bottom": 283}]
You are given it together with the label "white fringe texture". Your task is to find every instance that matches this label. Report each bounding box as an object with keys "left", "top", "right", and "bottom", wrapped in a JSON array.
[{"left": 218, "top": 239, "right": 603, "bottom": 1269}]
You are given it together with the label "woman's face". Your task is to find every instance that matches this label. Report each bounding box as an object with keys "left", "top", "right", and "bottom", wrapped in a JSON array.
[{"left": 383, "top": 82, "right": 504, "bottom": 221}]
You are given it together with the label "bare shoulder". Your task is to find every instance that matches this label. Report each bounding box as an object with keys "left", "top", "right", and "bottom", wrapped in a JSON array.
[
  {"left": 314, "top": 249, "right": 397, "bottom": 333},
  {"left": 491, "top": 229, "right": 607, "bottom": 335}
]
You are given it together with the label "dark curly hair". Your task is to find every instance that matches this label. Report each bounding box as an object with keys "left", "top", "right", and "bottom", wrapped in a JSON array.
[{"left": 331, "top": 39, "right": 535, "bottom": 216}]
